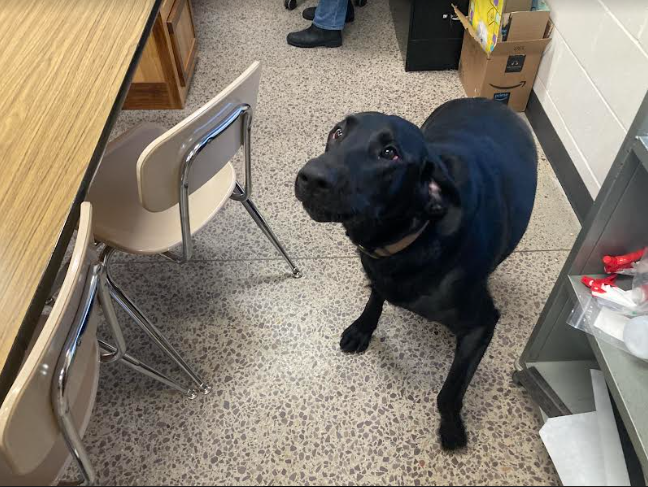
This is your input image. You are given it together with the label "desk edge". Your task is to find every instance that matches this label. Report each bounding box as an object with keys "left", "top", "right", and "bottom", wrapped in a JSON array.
[{"left": 0, "top": 0, "right": 163, "bottom": 403}]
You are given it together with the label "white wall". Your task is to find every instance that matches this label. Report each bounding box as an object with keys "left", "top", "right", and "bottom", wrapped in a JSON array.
[{"left": 534, "top": 0, "right": 648, "bottom": 196}]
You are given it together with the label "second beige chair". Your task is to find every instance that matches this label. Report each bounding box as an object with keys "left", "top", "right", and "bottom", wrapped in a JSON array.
[
  {"left": 86, "top": 61, "right": 300, "bottom": 395},
  {"left": 0, "top": 203, "right": 195, "bottom": 486}
]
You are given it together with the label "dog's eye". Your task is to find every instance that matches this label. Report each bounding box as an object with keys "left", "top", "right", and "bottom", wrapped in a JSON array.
[
  {"left": 331, "top": 128, "right": 343, "bottom": 140},
  {"left": 380, "top": 146, "right": 400, "bottom": 160}
]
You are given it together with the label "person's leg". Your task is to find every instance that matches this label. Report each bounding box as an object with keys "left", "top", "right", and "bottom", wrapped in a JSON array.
[
  {"left": 303, "top": 0, "right": 354, "bottom": 23},
  {"left": 287, "top": 0, "right": 347, "bottom": 48},
  {"left": 313, "top": 0, "right": 349, "bottom": 30}
]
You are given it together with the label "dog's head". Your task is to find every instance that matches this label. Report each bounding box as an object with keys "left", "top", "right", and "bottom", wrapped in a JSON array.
[{"left": 295, "top": 113, "right": 459, "bottom": 242}]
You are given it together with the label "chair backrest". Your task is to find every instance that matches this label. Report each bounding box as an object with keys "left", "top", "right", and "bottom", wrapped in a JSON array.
[
  {"left": 137, "top": 61, "right": 262, "bottom": 212},
  {"left": 0, "top": 203, "right": 99, "bottom": 484}
]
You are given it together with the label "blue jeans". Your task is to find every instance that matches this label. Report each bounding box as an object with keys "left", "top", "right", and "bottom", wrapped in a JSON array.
[{"left": 314, "top": 0, "right": 348, "bottom": 31}]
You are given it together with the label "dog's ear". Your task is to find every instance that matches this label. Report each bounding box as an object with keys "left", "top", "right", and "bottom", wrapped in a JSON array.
[{"left": 421, "top": 148, "right": 461, "bottom": 218}]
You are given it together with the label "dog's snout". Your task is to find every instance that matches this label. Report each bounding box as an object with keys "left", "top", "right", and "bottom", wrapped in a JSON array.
[
  {"left": 297, "top": 163, "right": 335, "bottom": 195},
  {"left": 298, "top": 170, "right": 331, "bottom": 191}
]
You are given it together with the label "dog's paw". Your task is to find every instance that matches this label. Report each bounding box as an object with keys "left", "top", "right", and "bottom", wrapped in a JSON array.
[
  {"left": 340, "top": 323, "right": 373, "bottom": 353},
  {"left": 439, "top": 416, "right": 468, "bottom": 452}
]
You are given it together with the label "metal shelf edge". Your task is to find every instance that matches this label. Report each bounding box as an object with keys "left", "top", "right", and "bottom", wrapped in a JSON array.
[
  {"left": 587, "top": 334, "right": 648, "bottom": 477},
  {"left": 636, "top": 136, "right": 648, "bottom": 172},
  {"left": 566, "top": 275, "right": 648, "bottom": 474}
]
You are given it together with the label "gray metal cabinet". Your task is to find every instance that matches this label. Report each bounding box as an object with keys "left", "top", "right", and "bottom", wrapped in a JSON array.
[
  {"left": 516, "top": 92, "right": 648, "bottom": 484},
  {"left": 390, "top": 0, "right": 469, "bottom": 71}
]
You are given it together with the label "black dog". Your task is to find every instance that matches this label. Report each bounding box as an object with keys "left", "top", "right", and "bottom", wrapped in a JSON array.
[{"left": 295, "top": 98, "right": 538, "bottom": 450}]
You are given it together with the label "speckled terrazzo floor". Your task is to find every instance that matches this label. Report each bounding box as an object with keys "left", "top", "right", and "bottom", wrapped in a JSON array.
[{"left": 77, "top": 0, "right": 580, "bottom": 484}]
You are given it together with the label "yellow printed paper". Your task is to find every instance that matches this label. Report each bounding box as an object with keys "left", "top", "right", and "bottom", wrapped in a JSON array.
[{"left": 469, "top": 0, "right": 505, "bottom": 53}]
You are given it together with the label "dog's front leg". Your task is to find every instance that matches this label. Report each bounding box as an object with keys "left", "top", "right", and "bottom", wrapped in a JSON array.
[
  {"left": 437, "top": 296, "right": 499, "bottom": 451},
  {"left": 340, "top": 287, "right": 385, "bottom": 353}
]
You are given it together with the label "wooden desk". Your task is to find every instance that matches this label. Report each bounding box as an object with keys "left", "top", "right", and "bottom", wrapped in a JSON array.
[
  {"left": 0, "top": 0, "right": 161, "bottom": 402},
  {"left": 124, "top": 0, "right": 198, "bottom": 110}
]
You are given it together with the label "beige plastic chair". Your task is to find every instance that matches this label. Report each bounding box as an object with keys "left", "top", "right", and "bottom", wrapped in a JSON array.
[
  {"left": 0, "top": 203, "right": 98, "bottom": 486},
  {"left": 86, "top": 61, "right": 301, "bottom": 396},
  {"left": 0, "top": 203, "right": 197, "bottom": 486}
]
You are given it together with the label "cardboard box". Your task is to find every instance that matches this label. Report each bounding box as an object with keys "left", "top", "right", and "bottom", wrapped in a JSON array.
[
  {"left": 506, "top": 11, "right": 551, "bottom": 40},
  {"left": 455, "top": 5, "right": 551, "bottom": 112},
  {"left": 504, "top": 0, "right": 532, "bottom": 13}
]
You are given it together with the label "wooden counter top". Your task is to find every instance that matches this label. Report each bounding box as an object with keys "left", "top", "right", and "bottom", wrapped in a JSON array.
[{"left": 0, "top": 0, "right": 161, "bottom": 401}]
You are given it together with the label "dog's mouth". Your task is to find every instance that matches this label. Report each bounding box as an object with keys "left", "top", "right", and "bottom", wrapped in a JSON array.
[
  {"left": 296, "top": 181, "right": 355, "bottom": 222},
  {"left": 301, "top": 203, "right": 354, "bottom": 223}
]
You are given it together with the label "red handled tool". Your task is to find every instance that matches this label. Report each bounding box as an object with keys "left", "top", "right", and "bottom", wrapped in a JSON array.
[
  {"left": 582, "top": 274, "right": 618, "bottom": 294},
  {"left": 603, "top": 249, "right": 645, "bottom": 274}
]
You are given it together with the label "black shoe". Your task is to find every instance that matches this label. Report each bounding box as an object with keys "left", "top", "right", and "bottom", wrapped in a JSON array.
[
  {"left": 287, "top": 24, "right": 342, "bottom": 48},
  {"left": 303, "top": 1, "right": 355, "bottom": 22}
]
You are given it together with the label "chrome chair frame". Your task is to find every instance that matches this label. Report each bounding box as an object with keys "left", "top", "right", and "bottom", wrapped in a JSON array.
[
  {"left": 162, "top": 102, "right": 302, "bottom": 278},
  {"left": 100, "top": 247, "right": 209, "bottom": 396},
  {"left": 95, "top": 103, "right": 303, "bottom": 403},
  {"left": 52, "top": 259, "right": 199, "bottom": 486},
  {"left": 52, "top": 262, "right": 100, "bottom": 486}
]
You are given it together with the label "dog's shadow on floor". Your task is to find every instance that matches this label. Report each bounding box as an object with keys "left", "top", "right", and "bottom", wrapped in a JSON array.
[{"left": 362, "top": 307, "right": 457, "bottom": 393}]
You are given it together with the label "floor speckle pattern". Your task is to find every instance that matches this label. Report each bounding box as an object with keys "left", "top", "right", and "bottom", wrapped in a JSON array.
[{"left": 76, "top": 0, "right": 580, "bottom": 484}]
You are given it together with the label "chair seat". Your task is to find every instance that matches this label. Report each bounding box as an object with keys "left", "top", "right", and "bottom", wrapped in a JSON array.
[{"left": 87, "top": 123, "right": 237, "bottom": 255}]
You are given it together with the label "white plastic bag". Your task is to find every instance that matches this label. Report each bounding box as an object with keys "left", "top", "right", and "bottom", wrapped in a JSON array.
[
  {"left": 569, "top": 248, "right": 648, "bottom": 354},
  {"left": 631, "top": 249, "right": 648, "bottom": 307}
]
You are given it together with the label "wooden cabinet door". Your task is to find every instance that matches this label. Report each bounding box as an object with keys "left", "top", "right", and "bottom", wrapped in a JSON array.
[{"left": 167, "top": 0, "right": 197, "bottom": 87}]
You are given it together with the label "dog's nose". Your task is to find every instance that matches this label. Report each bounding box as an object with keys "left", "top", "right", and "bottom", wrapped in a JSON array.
[{"left": 297, "top": 164, "right": 334, "bottom": 194}]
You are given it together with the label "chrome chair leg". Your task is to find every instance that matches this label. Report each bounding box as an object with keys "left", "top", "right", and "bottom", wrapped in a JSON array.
[
  {"left": 99, "top": 341, "right": 198, "bottom": 399},
  {"left": 96, "top": 266, "right": 126, "bottom": 365},
  {"left": 101, "top": 248, "right": 211, "bottom": 395},
  {"left": 53, "top": 266, "right": 101, "bottom": 486},
  {"left": 234, "top": 184, "right": 302, "bottom": 278},
  {"left": 105, "top": 274, "right": 211, "bottom": 395},
  {"left": 57, "top": 411, "right": 95, "bottom": 486}
]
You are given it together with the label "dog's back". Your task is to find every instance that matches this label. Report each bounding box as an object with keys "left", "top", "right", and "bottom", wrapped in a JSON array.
[{"left": 422, "top": 98, "right": 538, "bottom": 266}]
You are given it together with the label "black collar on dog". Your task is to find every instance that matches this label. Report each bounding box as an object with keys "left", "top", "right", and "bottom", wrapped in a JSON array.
[{"left": 357, "top": 221, "right": 430, "bottom": 259}]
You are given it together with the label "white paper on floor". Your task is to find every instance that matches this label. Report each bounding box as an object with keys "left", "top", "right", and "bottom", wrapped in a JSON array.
[
  {"left": 539, "top": 370, "right": 630, "bottom": 486},
  {"left": 591, "top": 370, "right": 631, "bottom": 486}
]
